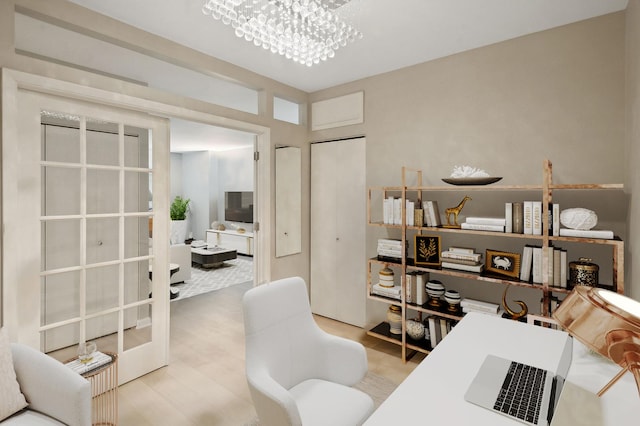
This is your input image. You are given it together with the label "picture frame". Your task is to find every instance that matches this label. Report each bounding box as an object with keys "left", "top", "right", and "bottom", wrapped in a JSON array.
[
  {"left": 485, "top": 249, "right": 521, "bottom": 278},
  {"left": 414, "top": 235, "right": 441, "bottom": 267}
]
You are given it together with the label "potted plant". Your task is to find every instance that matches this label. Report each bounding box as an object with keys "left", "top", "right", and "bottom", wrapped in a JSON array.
[{"left": 170, "top": 196, "right": 190, "bottom": 244}]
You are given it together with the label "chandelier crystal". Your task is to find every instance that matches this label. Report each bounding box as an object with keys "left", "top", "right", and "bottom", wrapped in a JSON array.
[{"left": 202, "top": 0, "right": 362, "bottom": 67}]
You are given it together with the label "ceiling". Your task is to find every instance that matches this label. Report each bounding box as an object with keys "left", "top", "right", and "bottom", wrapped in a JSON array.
[{"left": 65, "top": 0, "right": 628, "bottom": 151}]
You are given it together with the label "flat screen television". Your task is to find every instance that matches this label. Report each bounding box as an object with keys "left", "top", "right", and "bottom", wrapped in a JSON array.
[{"left": 225, "top": 191, "right": 254, "bottom": 223}]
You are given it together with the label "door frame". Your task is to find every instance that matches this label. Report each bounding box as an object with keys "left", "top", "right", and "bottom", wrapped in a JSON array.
[{"left": 1, "top": 68, "right": 272, "bottom": 331}]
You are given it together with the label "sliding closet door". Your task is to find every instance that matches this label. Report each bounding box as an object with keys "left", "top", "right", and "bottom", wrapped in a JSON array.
[{"left": 310, "top": 137, "right": 366, "bottom": 327}]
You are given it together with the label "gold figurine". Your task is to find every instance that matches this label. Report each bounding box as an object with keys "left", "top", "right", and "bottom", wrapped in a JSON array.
[
  {"left": 502, "top": 286, "right": 528, "bottom": 320},
  {"left": 444, "top": 195, "right": 471, "bottom": 228}
]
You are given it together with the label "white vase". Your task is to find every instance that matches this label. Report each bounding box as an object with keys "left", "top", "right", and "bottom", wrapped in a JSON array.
[{"left": 170, "top": 220, "right": 188, "bottom": 245}]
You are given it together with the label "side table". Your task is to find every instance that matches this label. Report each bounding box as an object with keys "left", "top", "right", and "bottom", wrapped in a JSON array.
[{"left": 68, "top": 352, "right": 118, "bottom": 425}]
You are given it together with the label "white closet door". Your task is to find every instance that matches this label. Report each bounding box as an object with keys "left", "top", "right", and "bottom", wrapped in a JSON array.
[{"left": 310, "top": 137, "right": 366, "bottom": 327}]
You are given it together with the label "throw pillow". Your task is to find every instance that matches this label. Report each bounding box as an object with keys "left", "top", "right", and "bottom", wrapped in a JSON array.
[{"left": 0, "top": 328, "right": 28, "bottom": 421}]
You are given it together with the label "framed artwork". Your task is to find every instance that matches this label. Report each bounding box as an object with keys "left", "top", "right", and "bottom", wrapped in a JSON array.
[
  {"left": 486, "top": 249, "right": 521, "bottom": 278},
  {"left": 414, "top": 235, "right": 441, "bottom": 267}
]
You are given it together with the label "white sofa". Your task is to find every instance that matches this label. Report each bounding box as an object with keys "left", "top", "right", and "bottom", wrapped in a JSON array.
[
  {"left": 170, "top": 243, "right": 192, "bottom": 284},
  {"left": 5, "top": 343, "right": 91, "bottom": 425}
]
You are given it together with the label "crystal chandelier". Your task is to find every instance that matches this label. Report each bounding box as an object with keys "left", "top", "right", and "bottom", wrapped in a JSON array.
[{"left": 202, "top": 0, "right": 362, "bottom": 67}]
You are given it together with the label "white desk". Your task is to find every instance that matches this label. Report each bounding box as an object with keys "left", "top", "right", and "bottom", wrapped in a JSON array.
[{"left": 364, "top": 312, "right": 639, "bottom": 425}]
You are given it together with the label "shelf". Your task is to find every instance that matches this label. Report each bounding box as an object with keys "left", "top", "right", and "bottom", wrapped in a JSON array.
[
  {"left": 367, "top": 322, "right": 402, "bottom": 347},
  {"left": 365, "top": 159, "right": 625, "bottom": 363}
]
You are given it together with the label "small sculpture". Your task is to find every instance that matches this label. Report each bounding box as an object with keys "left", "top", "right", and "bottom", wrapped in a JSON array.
[
  {"left": 426, "top": 280, "right": 445, "bottom": 309},
  {"left": 560, "top": 208, "right": 598, "bottom": 230},
  {"left": 450, "top": 165, "right": 490, "bottom": 178},
  {"left": 444, "top": 196, "right": 472, "bottom": 228},
  {"left": 502, "top": 286, "right": 528, "bottom": 320}
]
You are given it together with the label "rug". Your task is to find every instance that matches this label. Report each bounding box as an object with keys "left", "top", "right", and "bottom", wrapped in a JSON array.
[
  {"left": 243, "top": 372, "right": 397, "bottom": 425},
  {"left": 171, "top": 256, "right": 253, "bottom": 301}
]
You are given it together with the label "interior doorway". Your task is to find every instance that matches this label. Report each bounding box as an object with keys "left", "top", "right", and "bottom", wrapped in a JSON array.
[{"left": 167, "top": 118, "right": 258, "bottom": 300}]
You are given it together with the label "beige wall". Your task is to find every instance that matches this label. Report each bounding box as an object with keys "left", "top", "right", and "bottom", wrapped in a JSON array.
[
  {"left": 311, "top": 12, "right": 630, "bottom": 321},
  {"left": 626, "top": 0, "right": 640, "bottom": 301}
]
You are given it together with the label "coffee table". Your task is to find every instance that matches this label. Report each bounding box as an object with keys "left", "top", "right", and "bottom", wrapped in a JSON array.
[{"left": 191, "top": 246, "right": 237, "bottom": 268}]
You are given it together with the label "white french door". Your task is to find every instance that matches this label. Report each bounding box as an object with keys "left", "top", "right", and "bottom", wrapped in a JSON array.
[{"left": 3, "top": 90, "right": 170, "bottom": 384}]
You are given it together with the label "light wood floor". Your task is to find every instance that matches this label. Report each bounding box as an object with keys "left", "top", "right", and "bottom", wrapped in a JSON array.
[{"left": 118, "top": 282, "right": 425, "bottom": 425}]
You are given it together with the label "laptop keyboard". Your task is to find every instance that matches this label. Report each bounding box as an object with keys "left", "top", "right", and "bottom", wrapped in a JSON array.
[{"left": 493, "top": 361, "right": 547, "bottom": 425}]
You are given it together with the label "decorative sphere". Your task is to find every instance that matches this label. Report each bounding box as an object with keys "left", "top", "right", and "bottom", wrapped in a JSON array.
[
  {"left": 560, "top": 208, "right": 598, "bottom": 230},
  {"left": 406, "top": 319, "right": 425, "bottom": 340},
  {"left": 444, "top": 290, "right": 461, "bottom": 305},
  {"left": 426, "top": 280, "right": 445, "bottom": 298}
]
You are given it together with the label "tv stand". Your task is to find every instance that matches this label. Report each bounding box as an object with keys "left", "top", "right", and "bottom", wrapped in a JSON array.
[{"left": 206, "top": 229, "right": 254, "bottom": 256}]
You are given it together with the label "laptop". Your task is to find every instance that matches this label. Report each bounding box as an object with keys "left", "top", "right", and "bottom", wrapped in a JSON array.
[{"left": 464, "top": 335, "right": 577, "bottom": 426}]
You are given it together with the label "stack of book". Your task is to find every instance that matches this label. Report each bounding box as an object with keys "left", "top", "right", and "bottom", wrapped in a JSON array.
[
  {"left": 440, "top": 246, "right": 484, "bottom": 273},
  {"left": 405, "top": 271, "right": 428, "bottom": 305},
  {"left": 460, "top": 216, "right": 505, "bottom": 232},
  {"left": 383, "top": 197, "right": 403, "bottom": 225},
  {"left": 559, "top": 228, "right": 614, "bottom": 239},
  {"left": 519, "top": 245, "right": 567, "bottom": 287},
  {"left": 377, "top": 239, "right": 403, "bottom": 261},
  {"left": 426, "top": 316, "right": 456, "bottom": 348},
  {"left": 460, "top": 298, "right": 501, "bottom": 316},
  {"left": 371, "top": 282, "right": 401, "bottom": 300},
  {"left": 422, "top": 200, "right": 442, "bottom": 227}
]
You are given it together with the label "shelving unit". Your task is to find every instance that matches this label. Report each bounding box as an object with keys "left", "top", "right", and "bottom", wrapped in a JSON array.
[{"left": 366, "top": 159, "right": 624, "bottom": 362}]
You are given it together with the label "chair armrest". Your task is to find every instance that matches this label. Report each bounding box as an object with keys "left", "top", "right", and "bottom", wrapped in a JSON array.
[
  {"left": 11, "top": 343, "right": 91, "bottom": 426},
  {"left": 316, "top": 333, "right": 368, "bottom": 386},
  {"left": 246, "top": 366, "right": 303, "bottom": 426}
]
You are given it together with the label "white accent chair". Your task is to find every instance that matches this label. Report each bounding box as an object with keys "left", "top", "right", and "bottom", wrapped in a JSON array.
[
  {"left": 242, "top": 277, "right": 374, "bottom": 426},
  {"left": 5, "top": 343, "right": 91, "bottom": 425}
]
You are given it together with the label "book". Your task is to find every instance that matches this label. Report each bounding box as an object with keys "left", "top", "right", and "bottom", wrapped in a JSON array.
[
  {"left": 552, "top": 203, "right": 560, "bottom": 236},
  {"left": 460, "top": 223, "right": 505, "bottom": 232},
  {"left": 437, "top": 257, "right": 482, "bottom": 267},
  {"left": 426, "top": 201, "right": 442, "bottom": 227},
  {"left": 441, "top": 261, "right": 484, "bottom": 273},
  {"left": 406, "top": 200, "right": 414, "bottom": 226},
  {"left": 460, "top": 298, "right": 500, "bottom": 314},
  {"left": 414, "top": 208, "right": 424, "bottom": 227},
  {"left": 415, "top": 272, "right": 428, "bottom": 305},
  {"left": 532, "top": 246, "right": 543, "bottom": 284},
  {"left": 440, "top": 250, "right": 482, "bottom": 262},
  {"left": 523, "top": 201, "right": 533, "bottom": 234},
  {"left": 449, "top": 246, "right": 475, "bottom": 254},
  {"left": 405, "top": 272, "right": 415, "bottom": 304},
  {"left": 553, "top": 247, "right": 561, "bottom": 287},
  {"left": 65, "top": 351, "right": 112, "bottom": 375},
  {"left": 371, "top": 283, "right": 401, "bottom": 299},
  {"left": 383, "top": 197, "right": 393, "bottom": 224},
  {"left": 393, "top": 198, "right": 402, "bottom": 225},
  {"left": 519, "top": 245, "right": 533, "bottom": 282},
  {"left": 505, "top": 202, "right": 513, "bottom": 233},
  {"left": 532, "top": 201, "right": 542, "bottom": 235},
  {"left": 559, "top": 228, "right": 614, "bottom": 239},
  {"left": 560, "top": 249, "right": 568, "bottom": 288},
  {"left": 439, "top": 319, "right": 449, "bottom": 340},
  {"left": 547, "top": 246, "right": 555, "bottom": 285},
  {"left": 512, "top": 202, "right": 524, "bottom": 234},
  {"left": 428, "top": 317, "right": 438, "bottom": 348},
  {"left": 465, "top": 217, "right": 506, "bottom": 226},
  {"left": 422, "top": 201, "right": 432, "bottom": 226}
]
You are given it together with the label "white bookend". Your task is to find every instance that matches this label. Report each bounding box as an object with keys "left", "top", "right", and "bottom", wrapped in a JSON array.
[
  {"left": 532, "top": 201, "right": 542, "bottom": 235},
  {"left": 422, "top": 201, "right": 433, "bottom": 227},
  {"left": 523, "top": 201, "right": 533, "bottom": 235},
  {"left": 559, "top": 228, "right": 614, "bottom": 239},
  {"left": 552, "top": 203, "right": 560, "bottom": 236},
  {"left": 460, "top": 223, "right": 505, "bottom": 232},
  {"left": 532, "top": 246, "right": 543, "bottom": 284},
  {"left": 431, "top": 201, "right": 442, "bottom": 226},
  {"left": 553, "top": 248, "right": 561, "bottom": 287},
  {"left": 519, "top": 245, "right": 533, "bottom": 282},
  {"left": 505, "top": 203, "right": 513, "bottom": 233},
  {"left": 560, "top": 250, "right": 568, "bottom": 288},
  {"left": 465, "top": 217, "right": 507, "bottom": 226}
]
